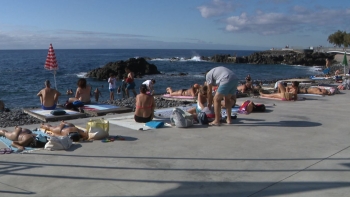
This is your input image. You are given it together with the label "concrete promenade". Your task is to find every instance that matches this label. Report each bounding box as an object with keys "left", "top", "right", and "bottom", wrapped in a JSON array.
[{"left": 1, "top": 92, "right": 350, "bottom": 196}]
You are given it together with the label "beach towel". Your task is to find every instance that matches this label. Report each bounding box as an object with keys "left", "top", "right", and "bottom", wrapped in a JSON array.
[
  {"left": 162, "top": 94, "right": 195, "bottom": 99},
  {"left": 0, "top": 129, "right": 49, "bottom": 153},
  {"left": 259, "top": 96, "right": 305, "bottom": 101}
]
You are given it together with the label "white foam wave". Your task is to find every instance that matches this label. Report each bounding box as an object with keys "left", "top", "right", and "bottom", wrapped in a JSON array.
[
  {"left": 151, "top": 55, "right": 205, "bottom": 62},
  {"left": 76, "top": 72, "right": 88, "bottom": 78}
]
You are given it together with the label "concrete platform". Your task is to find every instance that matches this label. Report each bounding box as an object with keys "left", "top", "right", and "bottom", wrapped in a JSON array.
[
  {"left": 23, "top": 108, "right": 86, "bottom": 122},
  {"left": 1, "top": 92, "right": 350, "bottom": 196}
]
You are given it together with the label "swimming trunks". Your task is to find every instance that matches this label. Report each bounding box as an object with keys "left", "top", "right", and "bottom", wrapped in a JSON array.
[
  {"left": 42, "top": 104, "right": 56, "bottom": 110},
  {"left": 126, "top": 82, "right": 136, "bottom": 90},
  {"left": 217, "top": 79, "right": 239, "bottom": 95},
  {"left": 134, "top": 114, "right": 153, "bottom": 123}
]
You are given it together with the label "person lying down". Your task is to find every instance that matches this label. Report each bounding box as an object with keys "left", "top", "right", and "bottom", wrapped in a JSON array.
[
  {"left": 166, "top": 84, "right": 200, "bottom": 97},
  {"left": 298, "top": 87, "right": 333, "bottom": 95},
  {"left": 40, "top": 121, "right": 88, "bottom": 142},
  {"left": 0, "top": 126, "right": 47, "bottom": 151}
]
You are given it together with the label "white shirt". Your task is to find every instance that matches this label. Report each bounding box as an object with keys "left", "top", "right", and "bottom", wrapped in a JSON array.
[
  {"left": 142, "top": 80, "right": 153, "bottom": 90},
  {"left": 108, "top": 77, "right": 116, "bottom": 89}
]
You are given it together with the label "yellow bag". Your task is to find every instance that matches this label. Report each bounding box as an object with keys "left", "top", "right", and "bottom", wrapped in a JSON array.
[{"left": 86, "top": 118, "right": 109, "bottom": 140}]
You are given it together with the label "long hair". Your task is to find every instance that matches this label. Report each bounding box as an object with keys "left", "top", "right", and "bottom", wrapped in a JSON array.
[
  {"left": 77, "top": 78, "right": 87, "bottom": 89},
  {"left": 140, "top": 84, "right": 148, "bottom": 94}
]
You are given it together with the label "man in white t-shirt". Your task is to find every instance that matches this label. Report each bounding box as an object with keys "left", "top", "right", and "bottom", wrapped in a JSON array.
[{"left": 142, "top": 79, "right": 156, "bottom": 95}]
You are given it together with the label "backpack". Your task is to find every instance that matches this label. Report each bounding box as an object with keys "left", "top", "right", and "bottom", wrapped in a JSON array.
[
  {"left": 170, "top": 108, "right": 194, "bottom": 128},
  {"left": 197, "top": 112, "right": 208, "bottom": 125},
  {"left": 342, "top": 78, "right": 350, "bottom": 90}
]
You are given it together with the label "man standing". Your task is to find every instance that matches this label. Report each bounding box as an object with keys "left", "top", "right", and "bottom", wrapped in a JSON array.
[
  {"left": 142, "top": 79, "right": 156, "bottom": 95},
  {"left": 37, "top": 80, "right": 61, "bottom": 110},
  {"left": 206, "top": 66, "right": 238, "bottom": 125}
]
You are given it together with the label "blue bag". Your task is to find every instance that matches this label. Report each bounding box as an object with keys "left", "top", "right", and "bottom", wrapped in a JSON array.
[
  {"left": 73, "top": 100, "right": 84, "bottom": 107},
  {"left": 197, "top": 112, "right": 208, "bottom": 125},
  {"left": 145, "top": 121, "right": 164, "bottom": 128}
]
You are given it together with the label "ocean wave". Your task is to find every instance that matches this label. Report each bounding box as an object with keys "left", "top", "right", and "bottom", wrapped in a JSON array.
[
  {"left": 151, "top": 56, "right": 205, "bottom": 62},
  {"left": 76, "top": 72, "right": 88, "bottom": 78}
]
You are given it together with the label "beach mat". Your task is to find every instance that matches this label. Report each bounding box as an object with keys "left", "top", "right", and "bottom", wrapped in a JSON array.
[
  {"left": 283, "top": 78, "right": 314, "bottom": 82},
  {"left": 23, "top": 108, "right": 86, "bottom": 122},
  {"left": 0, "top": 129, "right": 49, "bottom": 153},
  {"left": 108, "top": 115, "right": 171, "bottom": 131},
  {"left": 81, "top": 104, "right": 132, "bottom": 116},
  {"left": 161, "top": 94, "right": 196, "bottom": 102}
]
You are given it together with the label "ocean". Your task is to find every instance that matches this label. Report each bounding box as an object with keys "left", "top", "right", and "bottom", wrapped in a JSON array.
[{"left": 0, "top": 49, "right": 323, "bottom": 109}]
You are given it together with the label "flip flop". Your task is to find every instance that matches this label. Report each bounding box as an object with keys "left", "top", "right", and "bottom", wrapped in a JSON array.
[
  {"left": 208, "top": 122, "right": 221, "bottom": 126},
  {"left": 0, "top": 148, "right": 6, "bottom": 154},
  {"left": 4, "top": 148, "right": 12, "bottom": 154},
  {"left": 101, "top": 138, "right": 110, "bottom": 143}
]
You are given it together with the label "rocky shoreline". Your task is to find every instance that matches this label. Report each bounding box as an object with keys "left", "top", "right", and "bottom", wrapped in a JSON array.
[{"left": 0, "top": 97, "right": 195, "bottom": 128}]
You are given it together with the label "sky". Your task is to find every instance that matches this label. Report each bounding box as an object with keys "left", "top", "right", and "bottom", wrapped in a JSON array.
[{"left": 0, "top": 0, "right": 350, "bottom": 50}]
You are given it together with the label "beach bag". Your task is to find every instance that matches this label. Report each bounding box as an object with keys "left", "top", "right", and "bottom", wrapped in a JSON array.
[
  {"left": 238, "top": 100, "right": 251, "bottom": 114},
  {"left": 170, "top": 108, "right": 193, "bottom": 128},
  {"left": 64, "top": 102, "right": 74, "bottom": 109},
  {"left": 50, "top": 110, "right": 67, "bottom": 115},
  {"left": 253, "top": 103, "right": 266, "bottom": 112},
  {"left": 86, "top": 118, "right": 109, "bottom": 140},
  {"left": 342, "top": 79, "right": 350, "bottom": 90},
  {"left": 197, "top": 112, "right": 208, "bottom": 125},
  {"left": 44, "top": 136, "right": 72, "bottom": 151},
  {"left": 73, "top": 100, "right": 84, "bottom": 107}
]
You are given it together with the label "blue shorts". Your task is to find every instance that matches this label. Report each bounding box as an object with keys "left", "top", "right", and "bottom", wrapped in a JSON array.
[
  {"left": 196, "top": 106, "right": 202, "bottom": 114},
  {"left": 109, "top": 88, "right": 115, "bottom": 92},
  {"left": 42, "top": 104, "right": 56, "bottom": 110},
  {"left": 217, "top": 79, "right": 239, "bottom": 95},
  {"left": 126, "top": 82, "right": 136, "bottom": 90}
]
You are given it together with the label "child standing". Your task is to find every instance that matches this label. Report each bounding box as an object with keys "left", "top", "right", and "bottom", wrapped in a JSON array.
[{"left": 108, "top": 73, "right": 116, "bottom": 101}]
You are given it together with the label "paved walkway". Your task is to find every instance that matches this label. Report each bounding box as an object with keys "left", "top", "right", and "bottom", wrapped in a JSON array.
[{"left": 1, "top": 93, "right": 350, "bottom": 196}]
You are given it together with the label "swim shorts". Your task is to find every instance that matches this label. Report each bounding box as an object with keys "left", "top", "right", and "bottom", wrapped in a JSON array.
[
  {"left": 126, "top": 82, "right": 136, "bottom": 90},
  {"left": 42, "top": 104, "right": 56, "bottom": 110},
  {"left": 109, "top": 88, "right": 115, "bottom": 92},
  {"left": 217, "top": 79, "right": 239, "bottom": 95}
]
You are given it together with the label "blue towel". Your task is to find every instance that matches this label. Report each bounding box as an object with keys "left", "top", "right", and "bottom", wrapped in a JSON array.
[
  {"left": 0, "top": 129, "right": 48, "bottom": 152},
  {"left": 145, "top": 121, "right": 164, "bottom": 128}
]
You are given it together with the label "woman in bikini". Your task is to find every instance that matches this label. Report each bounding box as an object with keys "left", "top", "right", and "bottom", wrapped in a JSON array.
[
  {"left": 0, "top": 126, "right": 40, "bottom": 151},
  {"left": 134, "top": 84, "right": 156, "bottom": 123},
  {"left": 69, "top": 78, "right": 92, "bottom": 104},
  {"left": 166, "top": 84, "right": 200, "bottom": 97},
  {"left": 260, "top": 81, "right": 299, "bottom": 101},
  {"left": 40, "top": 121, "right": 88, "bottom": 142}
]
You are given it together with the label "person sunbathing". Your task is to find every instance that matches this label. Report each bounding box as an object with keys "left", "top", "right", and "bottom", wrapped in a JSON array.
[
  {"left": 40, "top": 121, "right": 88, "bottom": 141},
  {"left": 0, "top": 126, "right": 45, "bottom": 151},
  {"left": 187, "top": 85, "right": 208, "bottom": 119},
  {"left": 166, "top": 84, "right": 200, "bottom": 97},
  {"left": 299, "top": 87, "right": 332, "bottom": 95},
  {"left": 260, "top": 81, "right": 299, "bottom": 101}
]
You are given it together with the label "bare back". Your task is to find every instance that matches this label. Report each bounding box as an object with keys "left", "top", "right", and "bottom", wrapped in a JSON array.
[
  {"left": 37, "top": 88, "right": 60, "bottom": 107},
  {"left": 135, "top": 94, "right": 155, "bottom": 118},
  {"left": 75, "top": 85, "right": 91, "bottom": 103}
]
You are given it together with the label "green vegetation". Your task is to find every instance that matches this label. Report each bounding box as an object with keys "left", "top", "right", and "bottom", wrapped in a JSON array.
[{"left": 328, "top": 30, "right": 350, "bottom": 47}]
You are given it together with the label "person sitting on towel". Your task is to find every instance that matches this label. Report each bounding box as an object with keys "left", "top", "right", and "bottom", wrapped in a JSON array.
[
  {"left": 134, "top": 84, "right": 156, "bottom": 123},
  {"left": 166, "top": 84, "right": 200, "bottom": 97},
  {"left": 0, "top": 126, "right": 46, "bottom": 151},
  {"left": 69, "top": 78, "right": 91, "bottom": 104},
  {"left": 259, "top": 81, "right": 299, "bottom": 101},
  {"left": 37, "top": 80, "right": 61, "bottom": 110},
  {"left": 299, "top": 87, "right": 333, "bottom": 95},
  {"left": 187, "top": 85, "right": 208, "bottom": 120},
  {"left": 40, "top": 121, "right": 88, "bottom": 141}
]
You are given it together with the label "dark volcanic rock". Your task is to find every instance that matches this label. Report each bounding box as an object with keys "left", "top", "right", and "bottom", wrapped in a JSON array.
[
  {"left": 86, "top": 58, "right": 161, "bottom": 80},
  {"left": 246, "top": 50, "right": 335, "bottom": 66}
]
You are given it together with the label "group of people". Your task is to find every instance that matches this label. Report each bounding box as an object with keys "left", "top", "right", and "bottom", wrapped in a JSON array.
[
  {"left": 134, "top": 66, "right": 239, "bottom": 126},
  {"left": 37, "top": 66, "right": 157, "bottom": 110},
  {"left": 108, "top": 67, "right": 156, "bottom": 101}
]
